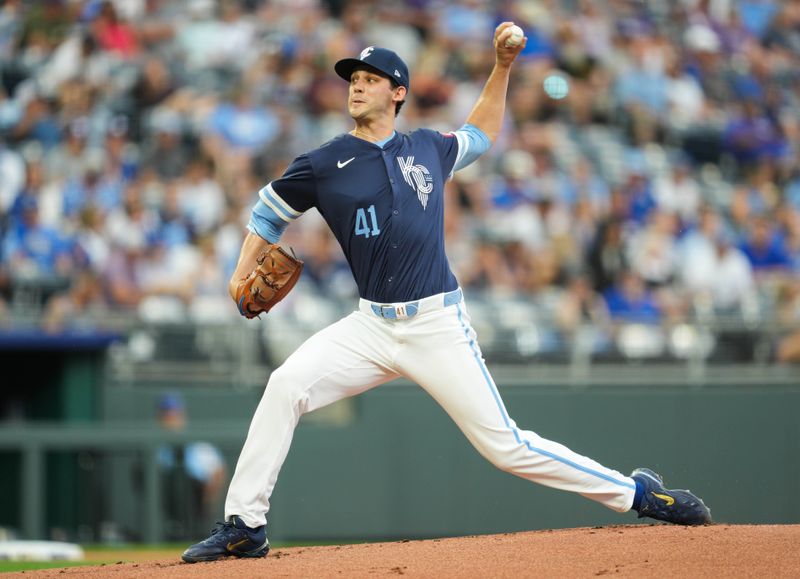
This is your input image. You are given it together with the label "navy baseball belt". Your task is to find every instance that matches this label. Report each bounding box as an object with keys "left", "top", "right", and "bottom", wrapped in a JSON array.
[{"left": 361, "top": 288, "right": 463, "bottom": 320}]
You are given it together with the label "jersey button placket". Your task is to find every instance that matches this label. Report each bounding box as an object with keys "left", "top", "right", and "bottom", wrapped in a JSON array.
[
  {"left": 388, "top": 207, "right": 398, "bottom": 282},
  {"left": 385, "top": 150, "right": 400, "bottom": 290}
]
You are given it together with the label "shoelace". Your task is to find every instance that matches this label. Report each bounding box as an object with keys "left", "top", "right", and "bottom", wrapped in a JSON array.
[{"left": 209, "top": 521, "right": 234, "bottom": 536}]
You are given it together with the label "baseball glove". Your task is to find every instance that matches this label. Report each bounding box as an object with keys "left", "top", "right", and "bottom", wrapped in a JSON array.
[{"left": 235, "top": 244, "right": 303, "bottom": 318}]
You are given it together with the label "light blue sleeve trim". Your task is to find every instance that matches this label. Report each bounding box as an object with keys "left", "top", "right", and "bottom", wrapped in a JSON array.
[
  {"left": 453, "top": 123, "right": 491, "bottom": 172},
  {"left": 259, "top": 183, "right": 302, "bottom": 222},
  {"left": 247, "top": 199, "right": 288, "bottom": 243}
]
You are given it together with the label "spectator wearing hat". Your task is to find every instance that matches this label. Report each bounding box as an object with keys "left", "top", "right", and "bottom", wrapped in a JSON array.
[
  {"left": 683, "top": 23, "right": 731, "bottom": 105},
  {"left": 156, "top": 392, "right": 227, "bottom": 540}
]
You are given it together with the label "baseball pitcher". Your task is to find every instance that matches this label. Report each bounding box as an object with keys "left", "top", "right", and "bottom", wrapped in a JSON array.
[{"left": 182, "top": 23, "right": 710, "bottom": 563}]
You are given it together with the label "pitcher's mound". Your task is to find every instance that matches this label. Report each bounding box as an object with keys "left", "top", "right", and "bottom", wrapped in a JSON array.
[{"left": 10, "top": 524, "right": 800, "bottom": 578}]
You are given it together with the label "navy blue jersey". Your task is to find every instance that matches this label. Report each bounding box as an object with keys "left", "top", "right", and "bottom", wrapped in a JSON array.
[{"left": 264, "top": 129, "right": 460, "bottom": 302}]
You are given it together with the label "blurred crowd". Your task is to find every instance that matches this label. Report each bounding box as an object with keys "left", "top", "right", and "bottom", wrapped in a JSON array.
[{"left": 1, "top": 0, "right": 799, "bottom": 362}]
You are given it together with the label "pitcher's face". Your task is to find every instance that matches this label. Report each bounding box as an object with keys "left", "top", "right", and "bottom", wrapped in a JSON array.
[{"left": 348, "top": 68, "right": 404, "bottom": 121}]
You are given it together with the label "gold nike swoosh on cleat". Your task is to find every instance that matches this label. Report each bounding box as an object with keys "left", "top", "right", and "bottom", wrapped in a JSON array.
[
  {"left": 226, "top": 538, "right": 251, "bottom": 552},
  {"left": 652, "top": 492, "right": 675, "bottom": 506}
]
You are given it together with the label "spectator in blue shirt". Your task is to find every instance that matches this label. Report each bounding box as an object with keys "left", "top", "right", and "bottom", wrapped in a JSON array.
[
  {"left": 603, "top": 269, "right": 662, "bottom": 324},
  {"left": 722, "top": 99, "right": 789, "bottom": 169},
  {"left": 739, "top": 215, "right": 791, "bottom": 271},
  {"left": 2, "top": 195, "right": 73, "bottom": 279},
  {"left": 206, "top": 88, "right": 279, "bottom": 153},
  {"left": 623, "top": 170, "right": 657, "bottom": 225}
]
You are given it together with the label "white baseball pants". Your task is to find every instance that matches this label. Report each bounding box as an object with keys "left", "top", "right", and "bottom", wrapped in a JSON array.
[{"left": 225, "top": 290, "right": 636, "bottom": 528}]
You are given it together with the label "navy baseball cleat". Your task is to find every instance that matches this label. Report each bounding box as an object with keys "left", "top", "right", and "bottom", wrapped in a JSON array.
[
  {"left": 631, "top": 468, "right": 712, "bottom": 525},
  {"left": 181, "top": 516, "right": 269, "bottom": 563}
]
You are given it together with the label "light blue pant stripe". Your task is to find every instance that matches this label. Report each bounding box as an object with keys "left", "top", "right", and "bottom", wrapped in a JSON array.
[{"left": 455, "top": 304, "right": 635, "bottom": 490}]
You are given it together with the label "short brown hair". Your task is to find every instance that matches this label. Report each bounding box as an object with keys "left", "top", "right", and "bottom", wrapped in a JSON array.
[{"left": 391, "top": 79, "right": 405, "bottom": 116}]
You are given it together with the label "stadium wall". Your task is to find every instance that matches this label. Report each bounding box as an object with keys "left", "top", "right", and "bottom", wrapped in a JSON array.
[{"left": 1, "top": 378, "right": 798, "bottom": 542}]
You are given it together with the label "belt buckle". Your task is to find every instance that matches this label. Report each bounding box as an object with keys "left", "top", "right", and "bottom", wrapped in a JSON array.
[
  {"left": 380, "top": 304, "right": 410, "bottom": 319},
  {"left": 380, "top": 305, "right": 398, "bottom": 319},
  {"left": 374, "top": 302, "right": 419, "bottom": 320}
]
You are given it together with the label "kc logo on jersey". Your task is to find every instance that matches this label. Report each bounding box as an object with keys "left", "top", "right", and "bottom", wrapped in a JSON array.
[{"left": 397, "top": 156, "right": 433, "bottom": 210}]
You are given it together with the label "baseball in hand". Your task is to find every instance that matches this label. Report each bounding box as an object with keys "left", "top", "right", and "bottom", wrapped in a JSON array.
[{"left": 504, "top": 24, "right": 524, "bottom": 48}]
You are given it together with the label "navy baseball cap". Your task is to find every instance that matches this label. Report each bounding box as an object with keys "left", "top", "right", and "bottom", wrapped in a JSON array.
[
  {"left": 158, "top": 392, "right": 185, "bottom": 413},
  {"left": 335, "top": 46, "right": 410, "bottom": 91}
]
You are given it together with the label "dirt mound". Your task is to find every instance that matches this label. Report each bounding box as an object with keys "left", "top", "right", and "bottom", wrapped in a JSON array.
[{"left": 8, "top": 524, "right": 800, "bottom": 578}]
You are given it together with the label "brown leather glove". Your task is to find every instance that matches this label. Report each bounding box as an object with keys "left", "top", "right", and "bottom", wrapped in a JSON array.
[{"left": 235, "top": 244, "right": 303, "bottom": 318}]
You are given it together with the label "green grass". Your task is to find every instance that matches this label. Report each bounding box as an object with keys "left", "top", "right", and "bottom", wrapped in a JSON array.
[
  {"left": 0, "top": 540, "right": 367, "bottom": 573},
  {"left": 79, "top": 542, "right": 186, "bottom": 551},
  {"left": 0, "top": 544, "right": 185, "bottom": 574},
  {"left": 0, "top": 560, "right": 98, "bottom": 573}
]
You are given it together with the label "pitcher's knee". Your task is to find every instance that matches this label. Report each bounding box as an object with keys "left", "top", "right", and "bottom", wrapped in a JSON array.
[
  {"left": 265, "top": 365, "right": 310, "bottom": 410},
  {"left": 489, "top": 452, "right": 520, "bottom": 473},
  {"left": 478, "top": 443, "right": 525, "bottom": 473}
]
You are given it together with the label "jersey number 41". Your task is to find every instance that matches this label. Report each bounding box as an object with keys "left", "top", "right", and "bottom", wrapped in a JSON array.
[{"left": 355, "top": 205, "right": 381, "bottom": 238}]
